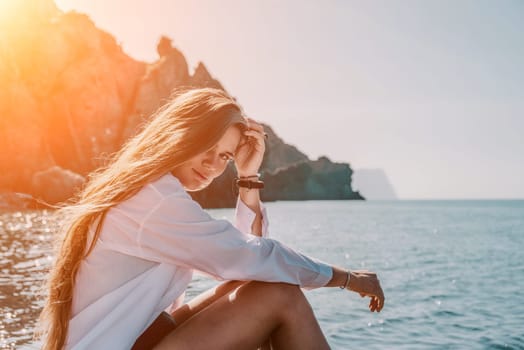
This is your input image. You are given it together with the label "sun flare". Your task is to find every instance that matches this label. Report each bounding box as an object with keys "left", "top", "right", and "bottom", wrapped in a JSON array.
[
  {"left": 0, "top": 0, "right": 19, "bottom": 19},
  {"left": 0, "top": 0, "right": 59, "bottom": 27},
  {"left": 0, "top": 1, "right": 29, "bottom": 27}
]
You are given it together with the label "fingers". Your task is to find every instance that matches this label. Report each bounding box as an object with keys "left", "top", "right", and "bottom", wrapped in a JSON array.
[
  {"left": 245, "top": 117, "right": 264, "bottom": 132},
  {"left": 369, "top": 296, "right": 377, "bottom": 312},
  {"left": 377, "top": 287, "right": 385, "bottom": 312},
  {"left": 238, "top": 118, "right": 265, "bottom": 143},
  {"left": 369, "top": 286, "right": 385, "bottom": 313},
  {"left": 363, "top": 294, "right": 383, "bottom": 312},
  {"left": 237, "top": 130, "right": 264, "bottom": 150},
  {"left": 240, "top": 131, "right": 265, "bottom": 157},
  {"left": 350, "top": 270, "right": 385, "bottom": 313},
  {"left": 370, "top": 295, "right": 383, "bottom": 312},
  {"left": 235, "top": 118, "right": 266, "bottom": 176},
  {"left": 243, "top": 129, "right": 265, "bottom": 142},
  {"left": 366, "top": 295, "right": 384, "bottom": 313},
  {"left": 245, "top": 118, "right": 268, "bottom": 138}
]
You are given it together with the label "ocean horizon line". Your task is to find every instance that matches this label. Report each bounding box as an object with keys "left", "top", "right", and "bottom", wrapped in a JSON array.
[
  {"left": 260, "top": 198, "right": 524, "bottom": 203},
  {"left": 391, "top": 198, "right": 524, "bottom": 201}
]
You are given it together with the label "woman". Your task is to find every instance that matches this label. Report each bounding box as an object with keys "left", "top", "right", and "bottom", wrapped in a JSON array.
[{"left": 38, "top": 88, "right": 385, "bottom": 350}]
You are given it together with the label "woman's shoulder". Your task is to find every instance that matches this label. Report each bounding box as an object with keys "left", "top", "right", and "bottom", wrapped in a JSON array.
[
  {"left": 111, "top": 173, "right": 210, "bottom": 224},
  {"left": 146, "top": 172, "right": 188, "bottom": 199},
  {"left": 111, "top": 173, "right": 192, "bottom": 218}
]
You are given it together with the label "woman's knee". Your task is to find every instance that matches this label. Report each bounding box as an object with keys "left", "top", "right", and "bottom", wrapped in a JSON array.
[{"left": 243, "top": 281, "right": 307, "bottom": 309}]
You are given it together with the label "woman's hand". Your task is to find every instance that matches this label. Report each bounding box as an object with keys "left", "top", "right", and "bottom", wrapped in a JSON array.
[
  {"left": 234, "top": 118, "right": 266, "bottom": 177},
  {"left": 347, "top": 270, "right": 385, "bottom": 312}
]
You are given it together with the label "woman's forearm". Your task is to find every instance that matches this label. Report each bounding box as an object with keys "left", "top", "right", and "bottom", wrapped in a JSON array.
[
  {"left": 238, "top": 188, "right": 263, "bottom": 236},
  {"left": 325, "top": 266, "right": 352, "bottom": 288}
]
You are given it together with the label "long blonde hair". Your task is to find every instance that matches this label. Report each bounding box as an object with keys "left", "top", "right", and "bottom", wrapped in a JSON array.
[{"left": 37, "top": 88, "right": 247, "bottom": 349}]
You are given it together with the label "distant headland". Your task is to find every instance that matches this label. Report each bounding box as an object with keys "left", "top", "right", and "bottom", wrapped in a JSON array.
[{"left": 0, "top": 0, "right": 363, "bottom": 209}]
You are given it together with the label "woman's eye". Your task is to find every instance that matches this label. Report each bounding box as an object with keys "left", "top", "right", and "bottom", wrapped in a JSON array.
[{"left": 219, "top": 154, "right": 231, "bottom": 161}]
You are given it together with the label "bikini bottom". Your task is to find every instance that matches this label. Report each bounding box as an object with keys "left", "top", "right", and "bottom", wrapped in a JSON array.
[{"left": 131, "top": 312, "right": 177, "bottom": 350}]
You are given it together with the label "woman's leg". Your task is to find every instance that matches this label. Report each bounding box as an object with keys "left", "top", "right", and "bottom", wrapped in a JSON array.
[
  {"left": 171, "top": 280, "right": 271, "bottom": 349},
  {"left": 154, "top": 281, "right": 330, "bottom": 350},
  {"left": 170, "top": 280, "right": 245, "bottom": 325}
]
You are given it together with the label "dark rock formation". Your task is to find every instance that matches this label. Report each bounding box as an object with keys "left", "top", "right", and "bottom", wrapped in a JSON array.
[
  {"left": 0, "top": 192, "right": 52, "bottom": 211},
  {"left": 260, "top": 125, "right": 309, "bottom": 173},
  {"left": 122, "top": 36, "right": 189, "bottom": 141},
  {"left": 262, "top": 156, "right": 364, "bottom": 201},
  {"left": 190, "top": 62, "right": 224, "bottom": 90},
  {"left": 0, "top": 0, "right": 363, "bottom": 208},
  {"left": 32, "top": 166, "right": 85, "bottom": 204},
  {"left": 191, "top": 155, "right": 364, "bottom": 208}
]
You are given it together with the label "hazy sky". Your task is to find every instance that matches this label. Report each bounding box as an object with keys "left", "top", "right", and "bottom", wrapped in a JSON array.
[{"left": 54, "top": 0, "right": 524, "bottom": 199}]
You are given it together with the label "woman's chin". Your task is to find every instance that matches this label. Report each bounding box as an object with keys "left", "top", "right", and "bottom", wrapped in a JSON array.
[{"left": 184, "top": 182, "right": 209, "bottom": 192}]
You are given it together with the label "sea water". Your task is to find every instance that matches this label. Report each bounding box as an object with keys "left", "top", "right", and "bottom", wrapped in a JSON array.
[{"left": 1, "top": 200, "right": 523, "bottom": 349}]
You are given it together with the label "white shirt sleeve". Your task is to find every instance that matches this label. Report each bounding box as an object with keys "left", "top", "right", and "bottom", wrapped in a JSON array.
[
  {"left": 234, "top": 197, "right": 269, "bottom": 237},
  {"left": 103, "top": 191, "right": 332, "bottom": 289}
]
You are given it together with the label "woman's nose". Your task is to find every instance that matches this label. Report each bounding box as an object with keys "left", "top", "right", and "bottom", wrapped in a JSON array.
[{"left": 202, "top": 151, "right": 218, "bottom": 171}]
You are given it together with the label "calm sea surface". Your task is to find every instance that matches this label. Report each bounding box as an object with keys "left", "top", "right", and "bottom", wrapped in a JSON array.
[{"left": 1, "top": 200, "right": 523, "bottom": 349}]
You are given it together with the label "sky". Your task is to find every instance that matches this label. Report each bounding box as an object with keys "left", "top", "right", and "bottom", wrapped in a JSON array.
[{"left": 53, "top": 0, "right": 524, "bottom": 199}]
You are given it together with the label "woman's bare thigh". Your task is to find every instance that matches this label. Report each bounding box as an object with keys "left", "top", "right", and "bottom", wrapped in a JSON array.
[
  {"left": 154, "top": 281, "right": 299, "bottom": 350},
  {"left": 170, "top": 280, "right": 246, "bottom": 326}
]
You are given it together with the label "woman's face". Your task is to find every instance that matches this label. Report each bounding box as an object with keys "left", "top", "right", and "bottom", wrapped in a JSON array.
[{"left": 171, "top": 125, "right": 242, "bottom": 191}]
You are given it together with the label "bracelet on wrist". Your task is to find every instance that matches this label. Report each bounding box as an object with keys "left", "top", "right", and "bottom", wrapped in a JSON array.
[
  {"left": 235, "top": 178, "right": 264, "bottom": 190},
  {"left": 237, "top": 173, "right": 261, "bottom": 180},
  {"left": 340, "top": 270, "right": 351, "bottom": 290}
]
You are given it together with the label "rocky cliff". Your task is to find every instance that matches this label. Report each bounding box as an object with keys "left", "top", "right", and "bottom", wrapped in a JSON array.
[{"left": 0, "top": 0, "right": 363, "bottom": 208}]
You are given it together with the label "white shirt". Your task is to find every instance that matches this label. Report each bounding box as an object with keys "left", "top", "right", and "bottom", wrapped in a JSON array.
[{"left": 67, "top": 173, "right": 333, "bottom": 349}]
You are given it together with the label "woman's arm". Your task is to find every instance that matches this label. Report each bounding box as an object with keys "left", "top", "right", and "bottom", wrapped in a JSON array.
[
  {"left": 326, "top": 266, "right": 385, "bottom": 312},
  {"left": 238, "top": 188, "right": 263, "bottom": 236},
  {"left": 234, "top": 117, "right": 266, "bottom": 236}
]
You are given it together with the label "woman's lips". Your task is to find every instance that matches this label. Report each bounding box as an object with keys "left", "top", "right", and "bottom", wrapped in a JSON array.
[{"left": 193, "top": 168, "right": 208, "bottom": 182}]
